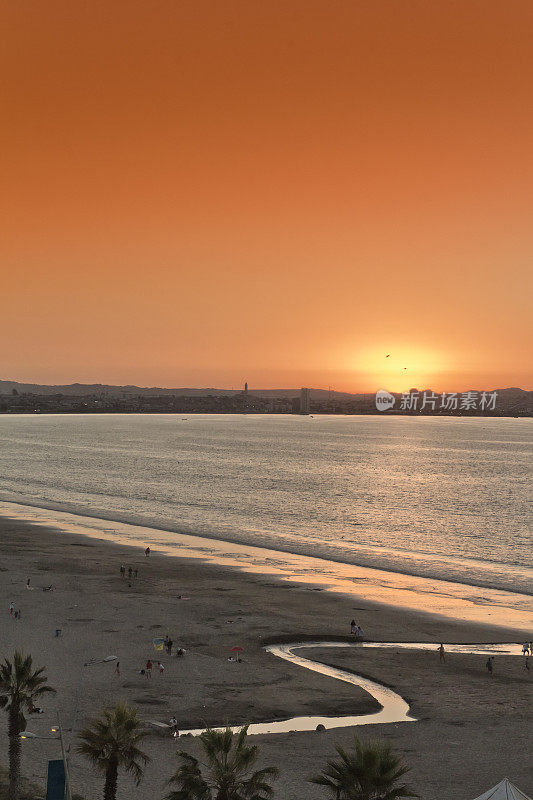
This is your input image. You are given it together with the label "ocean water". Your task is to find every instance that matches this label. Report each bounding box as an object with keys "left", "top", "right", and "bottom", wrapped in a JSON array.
[{"left": 0, "top": 413, "right": 531, "bottom": 596}]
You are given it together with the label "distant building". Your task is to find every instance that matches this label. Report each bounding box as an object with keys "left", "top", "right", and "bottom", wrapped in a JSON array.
[{"left": 300, "top": 387, "right": 311, "bottom": 414}]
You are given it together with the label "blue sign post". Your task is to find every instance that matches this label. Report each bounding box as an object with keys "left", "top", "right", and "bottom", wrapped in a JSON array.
[{"left": 46, "top": 759, "right": 65, "bottom": 800}]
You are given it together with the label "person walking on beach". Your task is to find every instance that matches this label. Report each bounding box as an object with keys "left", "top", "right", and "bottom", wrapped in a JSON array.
[
  {"left": 486, "top": 657, "right": 494, "bottom": 676},
  {"left": 115, "top": 661, "right": 120, "bottom": 676},
  {"left": 350, "top": 620, "right": 357, "bottom": 635},
  {"left": 145, "top": 547, "right": 150, "bottom": 557},
  {"left": 134, "top": 568, "right": 138, "bottom": 578},
  {"left": 158, "top": 661, "right": 165, "bottom": 675},
  {"left": 120, "top": 565, "right": 126, "bottom": 578},
  {"left": 167, "top": 638, "right": 173, "bottom": 656},
  {"left": 128, "top": 566, "right": 132, "bottom": 579},
  {"left": 524, "top": 657, "right": 530, "bottom": 672},
  {"left": 439, "top": 644, "right": 446, "bottom": 663},
  {"left": 9, "top": 602, "right": 14, "bottom": 615},
  {"left": 522, "top": 642, "right": 529, "bottom": 656},
  {"left": 146, "top": 659, "right": 152, "bottom": 678}
]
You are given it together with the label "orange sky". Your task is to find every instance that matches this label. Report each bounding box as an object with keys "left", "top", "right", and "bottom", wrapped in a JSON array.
[{"left": 2, "top": 0, "right": 532, "bottom": 392}]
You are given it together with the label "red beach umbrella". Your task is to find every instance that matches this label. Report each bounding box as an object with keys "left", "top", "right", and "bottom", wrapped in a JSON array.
[{"left": 230, "top": 646, "right": 244, "bottom": 652}]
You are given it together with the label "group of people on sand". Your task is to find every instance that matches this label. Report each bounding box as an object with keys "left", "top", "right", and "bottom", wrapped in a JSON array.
[
  {"left": 440, "top": 644, "right": 530, "bottom": 674},
  {"left": 119, "top": 564, "right": 138, "bottom": 580},
  {"left": 350, "top": 620, "right": 364, "bottom": 639},
  {"left": 164, "top": 635, "right": 186, "bottom": 658},
  {"left": 10, "top": 576, "right": 56, "bottom": 620},
  {"left": 484, "top": 648, "right": 533, "bottom": 675},
  {"left": 140, "top": 659, "right": 165, "bottom": 678},
  {"left": 138, "top": 635, "right": 186, "bottom": 678},
  {"left": 8, "top": 601, "right": 21, "bottom": 620}
]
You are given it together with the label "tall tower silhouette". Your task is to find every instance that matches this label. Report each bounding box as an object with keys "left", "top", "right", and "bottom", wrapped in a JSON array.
[{"left": 300, "top": 387, "right": 310, "bottom": 414}]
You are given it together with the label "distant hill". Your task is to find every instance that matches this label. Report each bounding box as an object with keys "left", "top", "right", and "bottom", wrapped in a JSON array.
[{"left": 0, "top": 380, "right": 359, "bottom": 401}]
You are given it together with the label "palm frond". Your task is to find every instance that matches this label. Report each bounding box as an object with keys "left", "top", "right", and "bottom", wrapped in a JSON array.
[
  {"left": 310, "top": 735, "right": 418, "bottom": 800},
  {"left": 169, "top": 725, "right": 277, "bottom": 800},
  {"left": 0, "top": 651, "right": 55, "bottom": 723},
  {"left": 76, "top": 703, "right": 150, "bottom": 788}
]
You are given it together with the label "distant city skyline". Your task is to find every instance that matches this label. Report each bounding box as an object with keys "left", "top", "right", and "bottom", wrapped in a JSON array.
[
  {"left": 2, "top": 381, "right": 531, "bottom": 416},
  {"left": 1, "top": 378, "right": 531, "bottom": 394},
  {"left": 2, "top": 1, "right": 532, "bottom": 392}
]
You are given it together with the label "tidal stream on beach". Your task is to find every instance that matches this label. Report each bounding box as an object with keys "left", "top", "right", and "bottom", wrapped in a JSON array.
[{"left": 180, "top": 641, "right": 524, "bottom": 736}]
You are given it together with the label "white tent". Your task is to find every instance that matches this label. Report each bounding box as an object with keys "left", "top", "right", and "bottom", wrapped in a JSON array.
[{"left": 472, "top": 779, "right": 532, "bottom": 800}]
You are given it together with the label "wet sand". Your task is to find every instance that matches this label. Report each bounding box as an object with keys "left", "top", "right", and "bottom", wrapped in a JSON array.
[
  {"left": 2, "top": 500, "right": 531, "bottom": 634},
  {"left": 0, "top": 515, "right": 531, "bottom": 800}
]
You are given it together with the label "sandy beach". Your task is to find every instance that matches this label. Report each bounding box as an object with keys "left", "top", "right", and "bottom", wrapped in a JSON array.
[{"left": 0, "top": 514, "right": 531, "bottom": 800}]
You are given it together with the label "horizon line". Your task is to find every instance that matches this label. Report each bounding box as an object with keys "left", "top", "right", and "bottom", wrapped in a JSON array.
[{"left": 1, "top": 379, "right": 531, "bottom": 394}]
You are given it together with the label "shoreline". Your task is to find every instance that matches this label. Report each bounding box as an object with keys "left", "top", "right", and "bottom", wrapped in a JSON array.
[
  {"left": 0, "top": 494, "right": 533, "bottom": 600},
  {"left": 1, "top": 500, "right": 532, "bottom": 635},
  {"left": 1, "top": 496, "right": 531, "bottom": 599},
  {"left": 0, "top": 513, "right": 531, "bottom": 799}
]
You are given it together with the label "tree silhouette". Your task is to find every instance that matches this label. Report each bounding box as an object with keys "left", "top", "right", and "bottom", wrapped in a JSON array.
[
  {"left": 167, "top": 725, "right": 277, "bottom": 800},
  {"left": 310, "top": 735, "right": 417, "bottom": 800},
  {"left": 76, "top": 702, "right": 150, "bottom": 800},
  {"left": 0, "top": 651, "right": 56, "bottom": 800}
]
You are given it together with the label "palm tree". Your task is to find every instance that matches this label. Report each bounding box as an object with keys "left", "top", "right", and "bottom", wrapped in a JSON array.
[
  {"left": 0, "top": 651, "right": 56, "bottom": 800},
  {"left": 310, "top": 735, "right": 418, "bottom": 800},
  {"left": 76, "top": 702, "right": 150, "bottom": 800},
  {"left": 167, "top": 725, "right": 278, "bottom": 800}
]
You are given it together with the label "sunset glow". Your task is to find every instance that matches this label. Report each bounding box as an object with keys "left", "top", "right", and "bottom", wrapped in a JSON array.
[
  {"left": 349, "top": 348, "right": 451, "bottom": 394},
  {"left": 2, "top": 1, "right": 532, "bottom": 391}
]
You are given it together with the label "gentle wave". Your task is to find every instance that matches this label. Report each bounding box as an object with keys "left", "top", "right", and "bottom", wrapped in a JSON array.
[
  {"left": 1, "top": 501, "right": 532, "bottom": 634},
  {"left": 0, "top": 414, "right": 531, "bottom": 595},
  {"left": 0, "top": 493, "right": 531, "bottom": 597}
]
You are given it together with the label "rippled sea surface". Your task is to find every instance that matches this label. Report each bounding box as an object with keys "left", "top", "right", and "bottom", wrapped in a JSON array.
[{"left": 0, "top": 414, "right": 531, "bottom": 594}]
